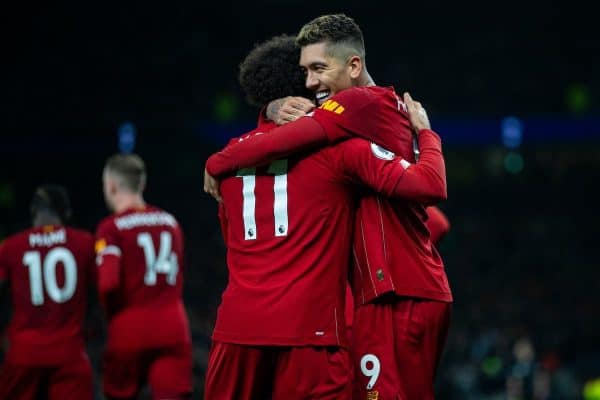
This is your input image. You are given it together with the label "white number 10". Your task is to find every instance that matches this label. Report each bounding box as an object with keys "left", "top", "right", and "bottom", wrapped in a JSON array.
[
  {"left": 238, "top": 160, "right": 288, "bottom": 240},
  {"left": 22, "top": 248, "right": 77, "bottom": 306},
  {"left": 360, "top": 354, "right": 381, "bottom": 390}
]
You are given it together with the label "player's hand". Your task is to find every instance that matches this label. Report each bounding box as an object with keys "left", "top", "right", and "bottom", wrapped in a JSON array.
[
  {"left": 403, "top": 92, "right": 431, "bottom": 133},
  {"left": 204, "top": 168, "right": 222, "bottom": 202},
  {"left": 266, "top": 96, "right": 315, "bottom": 125}
]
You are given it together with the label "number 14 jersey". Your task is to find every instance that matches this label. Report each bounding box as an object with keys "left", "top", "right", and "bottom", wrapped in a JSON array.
[{"left": 95, "top": 205, "right": 191, "bottom": 350}]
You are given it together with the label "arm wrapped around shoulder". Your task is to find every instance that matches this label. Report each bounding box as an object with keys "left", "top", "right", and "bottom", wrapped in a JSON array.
[
  {"left": 397, "top": 129, "right": 447, "bottom": 204},
  {"left": 206, "top": 117, "right": 328, "bottom": 178}
]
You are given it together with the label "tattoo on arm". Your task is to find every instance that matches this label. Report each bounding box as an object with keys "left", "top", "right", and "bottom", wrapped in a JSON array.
[{"left": 266, "top": 99, "right": 285, "bottom": 121}]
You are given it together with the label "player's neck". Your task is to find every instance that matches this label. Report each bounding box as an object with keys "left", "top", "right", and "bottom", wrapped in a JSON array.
[
  {"left": 358, "top": 70, "right": 375, "bottom": 87},
  {"left": 33, "top": 212, "right": 62, "bottom": 228},
  {"left": 113, "top": 193, "right": 146, "bottom": 214}
]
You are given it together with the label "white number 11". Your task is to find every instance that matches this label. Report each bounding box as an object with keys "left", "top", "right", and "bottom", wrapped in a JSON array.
[{"left": 238, "top": 160, "right": 288, "bottom": 240}]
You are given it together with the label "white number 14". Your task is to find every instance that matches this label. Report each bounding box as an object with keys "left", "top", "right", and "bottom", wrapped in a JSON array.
[{"left": 137, "top": 231, "right": 178, "bottom": 286}]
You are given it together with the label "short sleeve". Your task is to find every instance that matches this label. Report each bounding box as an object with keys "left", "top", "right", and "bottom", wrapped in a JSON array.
[
  {"left": 95, "top": 220, "right": 121, "bottom": 264},
  {"left": 94, "top": 219, "right": 122, "bottom": 293}
]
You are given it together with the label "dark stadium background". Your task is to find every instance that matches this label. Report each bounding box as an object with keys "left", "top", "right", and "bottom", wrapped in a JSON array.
[{"left": 1, "top": 1, "right": 598, "bottom": 398}]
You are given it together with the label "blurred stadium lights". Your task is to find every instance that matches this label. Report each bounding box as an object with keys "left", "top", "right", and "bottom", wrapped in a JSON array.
[
  {"left": 118, "top": 122, "right": 137, "bottom": 153},
  {"left": 213, "top": 92, "right": 239, "bottom": 123},
  {"left": 566, "top": 83, "right": 591, "bottom": 116},
  {"left": 501, "top": 116, "right": 523, "bottom": 149},
  {"left": 200, "top": 116, "right": 600, "bottom": 147},
  {"left": 584, "top": 377, "right": 600, "bottom": 400},
  {"left": 504, "top": 151, "right": 524, "bottom": 174}
]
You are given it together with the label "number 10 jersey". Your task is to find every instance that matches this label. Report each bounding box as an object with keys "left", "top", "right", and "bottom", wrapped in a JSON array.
[{"left": 0, "top": 225, "right": 96, "bottom": 365}]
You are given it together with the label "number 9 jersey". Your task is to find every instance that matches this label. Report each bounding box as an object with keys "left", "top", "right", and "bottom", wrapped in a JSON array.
[
  {"left": 94, "top": 205, "right": 191, "bottom": 350},
  {"left": 0, "top": 225, "right": 95, "bottom": 365}
]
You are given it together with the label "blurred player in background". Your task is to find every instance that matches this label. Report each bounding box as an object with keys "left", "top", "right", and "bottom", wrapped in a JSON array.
[
  {"left": 203, "top": 35, "right": 446, "bottom": 399},
  {"left": 95, "top": 154, "right": 192, "bottom": 400},
  {"left": 205, "top": 14, "right": 453, "bottom": 400},
  {"left": 0, "top": 184, "right": 96, "bottom": 399}
]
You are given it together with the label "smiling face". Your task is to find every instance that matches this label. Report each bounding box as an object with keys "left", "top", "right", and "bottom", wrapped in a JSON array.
[{"left": 299, "top": 42, "right": 359, "bottom": 105}]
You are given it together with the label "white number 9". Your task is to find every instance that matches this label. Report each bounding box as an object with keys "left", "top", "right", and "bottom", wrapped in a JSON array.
[{"left": 360, "top": 353, "right": 381, "bottom": 390}]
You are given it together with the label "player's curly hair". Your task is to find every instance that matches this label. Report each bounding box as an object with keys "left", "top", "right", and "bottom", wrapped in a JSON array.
[
  {"left": 296, "top": 14, "right": 365, "bottom": 60},
  {"left": 30, "top": 184, "right": 72, "bottom": 223},
  {"left": 239, "top": 34, "right": 312, "bottom": 107}
]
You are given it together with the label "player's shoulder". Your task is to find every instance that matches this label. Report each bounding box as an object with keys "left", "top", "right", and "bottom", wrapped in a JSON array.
[
  {"left": 334, "top": 138, "right": 398, "bottom": 160},
  {"left": 0, "top": 228, "right": 30, "bottom": 251},
  {"left": 227, "top": 121, "right": 278, "bottom": 146},
  {"left": 96, "top": 213, "right": 117, "bottom": 233},
  {"left": 138, "top": 205, "right": 181, "bottom": 230},
  {"left": 331, "top": 85, "right": 397, "bottom": 105},
  {"left": 65, "top": 226, "right": 94, "bottom": 243}
]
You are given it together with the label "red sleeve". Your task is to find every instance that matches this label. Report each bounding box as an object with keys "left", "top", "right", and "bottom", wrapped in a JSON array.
[
  {"left": 206, "top": 117, "right": 328, "bottom": 178},
  {"left": 426, "top": 206, "right": 451, "bottom": 245},
  {"left": 218, "top": 204, "right": 228, "bottom": 246},
  {"left": 338, "top": 130, "right": 447, "bottom": 205},
  {"left": 94, "top": 220, "right": 122, "bottom": 297}
]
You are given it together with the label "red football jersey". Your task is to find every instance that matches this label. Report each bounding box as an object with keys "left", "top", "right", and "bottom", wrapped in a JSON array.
[
  {"left": 425, "top": 206, "right": 451, "bottom": 245},
  {"left": 312, "top": 87, "right": 452, "bottom": 304},
  {"left": 0, "top": 225, "right": 95, "bottom": 365},
  {"left": 205, "top": 86, "right": 452, "bottom": 305},
  {"left": 95, "top": 205, "right": 190, "bottom": 350},
  {"left": 212, "top": 117, "right": 444, "bottom": 347}
]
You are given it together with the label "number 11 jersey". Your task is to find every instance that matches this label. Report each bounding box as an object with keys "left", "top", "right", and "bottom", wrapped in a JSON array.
[
  {"left": 212, "top": 117, "right": 436, "bottom": 348},
  {"left": 95, "top": 205, "right": 191, "bottom": 350}
]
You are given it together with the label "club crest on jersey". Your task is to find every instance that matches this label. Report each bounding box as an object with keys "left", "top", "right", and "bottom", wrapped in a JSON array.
[
  {"left": 370, "top": 143, "right": 395, "bottom": 161},
  {"left": 319, "top": 99, "right": 345, "bottom": 114},
  {"left": 367, "top": 390, "right": 379, "bottom": 400},
  {"left": 95, "top": 239, "right": 107, "bottom": 254}
]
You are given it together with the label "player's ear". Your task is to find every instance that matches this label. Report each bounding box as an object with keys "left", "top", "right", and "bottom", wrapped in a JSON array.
[{"left": 348, "top": 55, "right": 362, "bottom": 80}]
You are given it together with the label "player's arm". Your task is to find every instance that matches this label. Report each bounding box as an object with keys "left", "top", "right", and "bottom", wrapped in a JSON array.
[
  {"left": 205, "top": 91, "right": 431, "bottom": 179},
  {"left": 94, "top": 222, "right": 122, "bottom": 314},
  {"left": 426, "top": 206, "right": 451, "bottom": 245},
  {"left": 205, "top": 116, "right": 328, "bottom": 179},
  {"left": 339, "top": 130, "right": 447, "bottom": 204},
  {"left": 217, "top": 203, "right": 229, "bottom": 246},
  {"left": 84, "top": 239, "right": 103, "bottom": 342}
]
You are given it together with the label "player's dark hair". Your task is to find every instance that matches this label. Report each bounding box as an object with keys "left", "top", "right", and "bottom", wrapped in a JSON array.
[
  {"left": 30, "top": 184, "right": 72, "bottom": 223},
  {"left": 104, "top": 153, "right": 146, "bottom": 193},
  {"left": 239, "top": 34, "right": 312, "bottom": 107},
  {"left": 296, "top": 14, "right": 365, "bottom": 60}
]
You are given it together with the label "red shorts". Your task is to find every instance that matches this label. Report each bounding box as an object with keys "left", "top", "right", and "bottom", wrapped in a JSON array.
[
  {"left": 102, "top": 342, "right": 192, "bottom": 399},
  {"left": 204, "top": 341, "right": 351, "bottom": 400},
  {"left": 352, "top": 297, "right": 451, "bottom": 400},
  {"left": 0, "top": 354, "right": 93, "bottom": 400}
]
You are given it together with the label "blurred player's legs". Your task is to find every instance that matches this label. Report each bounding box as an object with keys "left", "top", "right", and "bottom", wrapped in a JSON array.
[
  {"left": 272, "top": 346, "right": 351, "bottom": 400},
  {"left": 47, "top": 355, "right": 94, "bottom": 400},
  {"left": 103, "top": 344, "right": 192, "bottom": 400},
  {"left": 0, "top": 362, "right": 42, "bottom": 400},
  {"left": 0, "top": 354, "right": 93, "bottom": 400},
  {"left": 352, "top": 296, "right": 451, "bottom": 400},
  {"left": 148, "top": 342, "right": 193, "bottom": 400},
  {"left": 204, "top": 341, "right": 273, "bottom": 400}
]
